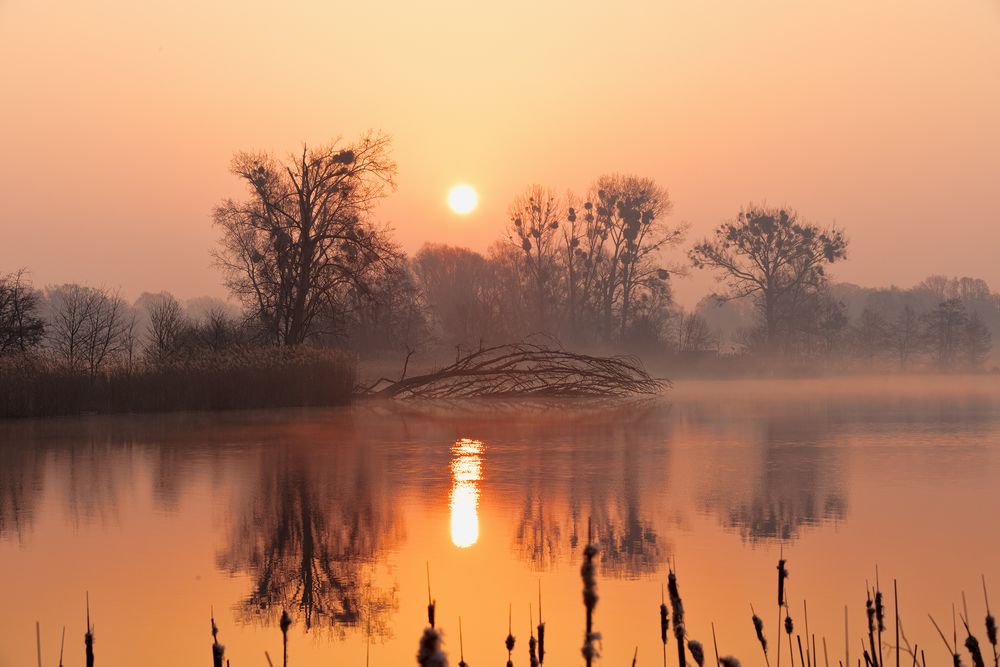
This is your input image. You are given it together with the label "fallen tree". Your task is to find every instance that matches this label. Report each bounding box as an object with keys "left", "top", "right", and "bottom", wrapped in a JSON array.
[{"left": 360, "top": 342, "right": 667, "bottom": 399}]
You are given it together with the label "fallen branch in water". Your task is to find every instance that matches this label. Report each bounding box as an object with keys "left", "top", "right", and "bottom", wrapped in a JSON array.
[{"left": 359, "top": 342, "right": 667, "bottom": 399}]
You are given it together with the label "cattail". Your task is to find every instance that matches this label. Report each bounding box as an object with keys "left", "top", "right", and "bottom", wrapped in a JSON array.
[
  {"left": 964, "top": 634, "right": 986, "bottom": 667},
  {"left": 865, "top": 592, "right": 879, "bottom": 667},
  {"left": 458, "top": 617, "right": 468, "bottom": 667},
  {"left": 280, "top": 610, "right": 291, "bottom": 667},
  {"left": 752, "top": 604, "right": 771, "bottom": 667},
  {"left": 753, "top": 610, "right": 769, "bottom": 652},
  {"left": 538, "top": 583, "right": 545, "bottom": 665},
  {"left": 427, "top": 563, "right": 436, "bottom": 629},
  {"left": 506, "top": 604, "right": 516, "bottom": 667},
  {"left": 875, "top": 592, "right": 885, "bottom": 633},
  {"left": 720, "top": 658, "right": 742, "bottom": 667},
  {"left": 778, "top": 560, "right": 789, "bottom": 607},
  {"left": 786, "top": 613, "right": 794, "bottom": 636},
  {"left": 669, "top": 570, "right": 687, "bottom": 667},
  {"left": 417, "top": 627, "right": 448, "bottom": 667},
  {"left": 982, "top": 576, "right": 997, "bottom": 667},
  {"left": 688, "top": 640, "right": 705, "bottom": 667},
  {"left": 661, "top": 597, "right": 670, "bottom": 646},
  {"left": 211, "top": 611, "right": 225, "bottom": 667},
  {"left": 581, "top": 523, "right": 600, "bottom": 667},
  {"left": 529, "top": 608, "right": 539, "bottom": 667},
  {"left": 84, "top": 593, "right": 94, "bottom": 667}
]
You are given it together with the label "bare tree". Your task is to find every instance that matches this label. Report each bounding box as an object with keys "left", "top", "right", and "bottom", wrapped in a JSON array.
[
  {"left": 589, "top": 175, "right": 681, "bottom": 341},
  {"left": 961, "top": 310, "right": 992, "bottom": 369},
  {"left": 888, "top": 304, "right": 922, "bottom": 370},
  {"left": 144, "top": 293, "right": 187, "bottom": 363},
  {"left": 850, "top": 306, "right": 890, "bottom": 362},
  {"left": 506, "top": 185, "right": 563, "bottom": 330},
  {"left": 921, "top": 298, "right": 967, "bottom": 369},
  {"left": 0, "top": 269, "right": 45, "bottom": 354},
  {"left": 213, "top": 132, "right": 399, "bottom": 345},
  {"left": 690, "top": 205, "right": 848, "bottom": 352},
  {"left": 46, "top": 284, "right": 132, "bottom": 374}
]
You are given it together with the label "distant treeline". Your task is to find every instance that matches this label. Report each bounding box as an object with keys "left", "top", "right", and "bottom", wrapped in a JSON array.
[
  {"left": 2, "top": 133, "right": 996, "bottom": 418},
  {"left": 0, "top": 275, "right": 355, "bottom": 418}
]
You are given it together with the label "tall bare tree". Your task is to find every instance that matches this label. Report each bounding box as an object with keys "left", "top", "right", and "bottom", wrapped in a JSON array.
[
  {"left": 46, "top": 284, "right": 132, "bottom": 374},
  {"left": 0, "top": 269, "right": 45, "bottom": 354},
  {"left": 213, "top": 132, "right": 399, "bottom": 345},
  {"left": 690, "top": 205, "right": 847, "bottom": 352},
  {"left": 587, "top": 175, "right": 681, "bottom": 341},
  {"left": 506, "top": 185, "right": 563, "bottom": 330}
]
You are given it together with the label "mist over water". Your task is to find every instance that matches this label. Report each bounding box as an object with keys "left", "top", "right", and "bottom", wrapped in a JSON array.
[{"left": 1, "top": 377, "right": 998, "bottom": 666}]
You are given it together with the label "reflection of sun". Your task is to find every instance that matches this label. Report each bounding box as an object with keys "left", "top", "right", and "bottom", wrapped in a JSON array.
[{"left": 449, "top": 438, "right": 484, "bottom": 548}]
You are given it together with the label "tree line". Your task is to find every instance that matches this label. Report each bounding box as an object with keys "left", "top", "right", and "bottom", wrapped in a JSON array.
[{"left": 2, "top": 132, "right": 995, "bottom": 382}]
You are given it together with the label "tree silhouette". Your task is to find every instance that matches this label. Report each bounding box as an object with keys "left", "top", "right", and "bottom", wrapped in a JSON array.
[
  {"left": 213, "top": 132, "right": 399, "bottom": 345},
  {"left": 217, "top": 447, "right": 400, "bottom": 635},
  {"left": 690, "top": 205, "right": 847, "bottom": 352}
]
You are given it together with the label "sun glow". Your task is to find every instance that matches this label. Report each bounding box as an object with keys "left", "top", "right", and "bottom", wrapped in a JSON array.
[
  {"left": 446, "top": 184, "right": 478, "bottom": 215},
  {"left": 449, "top": 438, "right": 484, "bottom": 548}
]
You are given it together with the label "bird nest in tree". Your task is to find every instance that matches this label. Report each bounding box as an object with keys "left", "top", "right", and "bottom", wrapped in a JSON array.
[{"left": 361, "top": 342, "right": 667, "bottom": 399}]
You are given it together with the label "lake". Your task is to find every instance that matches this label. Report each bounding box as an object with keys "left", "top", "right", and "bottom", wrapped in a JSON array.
[{"left": 2, "top": 377, "right": 999, "bottom": 667}]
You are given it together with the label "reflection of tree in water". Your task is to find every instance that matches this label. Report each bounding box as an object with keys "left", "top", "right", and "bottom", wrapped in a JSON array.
[
  {"left": 0, "top": 444, "right": 45, "bottom": 542},
  {"left": 217, "top": 447, "right": 401, "bottom": 636},
  {"left": 701, "top": 413, "right": 847, "bottom": 543},
  {"left": 511, "top": 405, "right": 671, "bottom": 578}
]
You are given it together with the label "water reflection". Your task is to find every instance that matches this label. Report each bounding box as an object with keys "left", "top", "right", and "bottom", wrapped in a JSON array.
[
  {"left": 696, "top": 409, "right": 848, "bottom": 542},
  {"left": 216, "top": 446, "right": 401, "bottom": 635},
  {"left": 449, "top": 438, "right": 484, "bottom": 548}
]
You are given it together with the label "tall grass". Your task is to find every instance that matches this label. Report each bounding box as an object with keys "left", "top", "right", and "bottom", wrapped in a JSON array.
[{"left": 0, "top": 347, "right": 357, "bottom": 418}]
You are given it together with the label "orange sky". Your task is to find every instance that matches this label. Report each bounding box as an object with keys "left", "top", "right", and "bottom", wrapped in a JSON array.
[{"left": 2, "top": 0, "right": 998, "bottom": 307}]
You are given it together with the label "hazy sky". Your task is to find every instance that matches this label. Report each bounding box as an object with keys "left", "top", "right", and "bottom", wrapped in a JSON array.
[{"left": 2, "top": 0, "right": 998, "bottom": 307}]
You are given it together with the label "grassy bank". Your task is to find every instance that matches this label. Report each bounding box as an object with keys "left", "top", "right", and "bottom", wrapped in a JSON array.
[{"left": 0, "top": 346, "right": 357, "bottom": 418}]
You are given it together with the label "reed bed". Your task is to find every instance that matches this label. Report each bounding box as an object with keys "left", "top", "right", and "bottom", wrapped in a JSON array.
[
  {"left": 0, "top": 347, "right": 356, "bottom": 418},
  {"left": 34, "top": 549, "right": 1000, "bottom": 667}
]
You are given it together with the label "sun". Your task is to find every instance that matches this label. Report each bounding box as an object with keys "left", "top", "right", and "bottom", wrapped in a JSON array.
[{"left": 447, "top": 184, "right": 478, "bottom": 215}]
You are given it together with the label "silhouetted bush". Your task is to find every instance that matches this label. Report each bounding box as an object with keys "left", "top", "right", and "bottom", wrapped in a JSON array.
[{"left": 0, "top": 347, "right": 356, "bottom": 418}]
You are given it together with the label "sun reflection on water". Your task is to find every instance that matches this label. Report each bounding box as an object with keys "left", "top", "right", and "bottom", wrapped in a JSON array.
[{"left": 449, "top": 438, "right": 485, "bottom": 548}]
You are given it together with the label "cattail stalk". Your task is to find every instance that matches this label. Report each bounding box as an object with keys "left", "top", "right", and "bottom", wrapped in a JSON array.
[
  {"left": 688, "top": 640, "right": 705, "bottom": 667},
  {"left": 211, "top": 609, "right": 225, "bottom": 667},
  {"left": 529, "top": 607, "right": 539, "bottom": 667},
  {"left": 961, "top": 613, "right": 987, "bottom": 667},
  {"left": 581, "top": 519, "right": 600, "bottom": 667},
  {"left": 280, "top": 610, "right": 291, "bottom": 667},
  {"left": 538, "top": 581, "right": 545, "bottom": 665},
  {"left": 418, "top": 627, "right": 448, "bottom": 667},
  {"left": 661, "top": 586, "right": 670, "bottom": 667},
  {"left": 507, "top": 603, "right": 516, "bottom": 667},
  {"left": 427, "top": 562, "right": 436, "bottom": 629},
  {"left": 85, "top": 592, "right": 94, "bottom": 667},
  {"left": 669, "top": 570, "right": 686, "bottom": 667},
  {"left": 752, "top": 604, "right": 771, "bottom": 667},
  {"left": 778, "top": 557, "right": 789, "bottom": 667},
  {"left": 786, "top": 610, "right": 795, "bottom": 667},
  {"left": 875, "top": 575, "right": 885, "bottom": 667},
  {"left": 712, "top": 622, "right": 721, "bottom": 667},
  {"left": 459, "top": 616, "right": 468, "bottom": 667},
  {"left": 983, "top": 577, "right": 998, "bottom": 667},
  {"left": 867, "top": 591, "right": 879, "bottom": 667},
  {"left": 59, "top": 625, "right": 66, "bottom": 667},
  {"left": 930, "top": 613, "right": 963, "bottom": 667}
]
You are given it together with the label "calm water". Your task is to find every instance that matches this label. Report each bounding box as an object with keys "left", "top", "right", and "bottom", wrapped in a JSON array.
[{"left": 2, "top": 378, "right": 999, "bottom": 667}]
